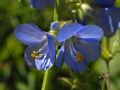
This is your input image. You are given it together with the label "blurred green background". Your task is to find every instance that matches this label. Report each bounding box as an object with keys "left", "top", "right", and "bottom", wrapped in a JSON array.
[{"left": 0, "top": 0, "right": 120, "bottom": 90}]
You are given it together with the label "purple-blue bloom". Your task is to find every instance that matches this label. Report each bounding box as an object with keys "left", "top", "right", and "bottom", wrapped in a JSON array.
[
  {"left": 93, "top": 8, "right": 120, "bottom": 37},
  {"left": 57, "top": 23, "right": 103, "bottom": 72},
  {"left": 88, "top": 0, "right": 119, "bottom": 37},
  {"left": 15, "top": 24, "right": 56, "bottom": 70},
  {"left": 30, "top": 0, "right": 54, "bottom": 9}
]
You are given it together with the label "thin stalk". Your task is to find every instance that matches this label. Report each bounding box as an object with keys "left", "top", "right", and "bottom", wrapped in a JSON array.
[
  {"left": 41, "top": 0, "right": 59, "bottom": 90},
  {"left": 41, "top": 70, "right": 49, "bottom": 90},
  {"left": 118, "top": 28, "right": 120, "bottom": 51},
  {"left": 105, "top": 38, "right": 110, "bottom": 90},
  {"left": 101, "top": 60, "right": 110, "bottom": 90},
  {"left": 41, "top": 68, "right": 55, "bottom": 90},
  {"left": 106, "top": 61, "right": 110, "bottom": 90},
  {"left": 102, "top": 38, "right": 111, "bottom": 90},
  {"left": 54, "top": 0, "right": 59, "bottom": 21}
]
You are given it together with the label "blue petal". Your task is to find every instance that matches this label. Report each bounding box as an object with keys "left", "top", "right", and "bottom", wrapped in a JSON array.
[
  {"left": 30, "top": 0, "right": 54, "bottom": 9},
  {"left": 35, "top": 52, "right": 53, "bottom": 70},
  {"left": 64, "top": 41, "right": 87, "bottom": 72},
  {"left": 57, "top": 23, "right": 83, "bottom": 42},
  {"left": 94, "top": 8, "right": 120, "bottom": 37},
  {"left": 71, "top": 37, "right": 101, "bottom": 62},
  {"left": 24, "top": 40, "right": 47, "bottom": 68},
  {"left": 56, "top": 45, "right": 64, "bottom": 68},
  {"left": 25, "top": 39, "right": 55, "bottom": 70},
  {"left": 15, "top": 24, "right": 46, "bottom": 45},
  {"left": 35, "top": 34, "right": 56, "bottom": 70},
  {"left": 77, "top": 25, "right": 103, "bottom": 41},
  {"left": 96, "top": 0, "right": 115, "bottom": 7},
  {"left": 46, "top": 33, "right": 56, "bottom": 63}
]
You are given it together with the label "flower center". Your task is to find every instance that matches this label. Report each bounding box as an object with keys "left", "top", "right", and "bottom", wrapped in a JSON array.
[
  {"left": 76, "top": 52, "right": 84, "bottom": 62},
  {"left": 31, "top": 49, "right": 43, "bottom": 59},
  {"left": 69, "top": 40, "right": 84, "bottom": 62}
]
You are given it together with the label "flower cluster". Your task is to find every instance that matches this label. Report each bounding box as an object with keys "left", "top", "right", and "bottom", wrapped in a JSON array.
[{"left": 15, "top": 0, "right": 105, "bottom": 72}]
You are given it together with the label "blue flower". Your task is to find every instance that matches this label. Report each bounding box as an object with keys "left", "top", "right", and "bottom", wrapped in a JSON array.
[
  {"left": 30, "top": 0, "right": 54, "bottom": 9},
  {"left": 15, "top": 24, "right": 56, "bottom": 70},
  {"left": 56, "top": 23, "right": 103, "bottom": 72},
  {"left": 88, "top": 0, "right": 120, "bottom": 37},
  {"left": 94, "top": 8, "right": 120, "bottom": 37}
]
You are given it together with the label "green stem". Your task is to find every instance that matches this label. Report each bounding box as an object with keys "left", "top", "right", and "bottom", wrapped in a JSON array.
[
  {"left": 41, "top": 70, "right": 49, "bottom": 90},
  {"left": 105, "top": 38, "right": 110, "bottom": 90},
  {"left": 106, "top": 61, "right": 110, "bottom": 90},
  {"left": 102, "top": 38, "right": 111, "bottom": 90},
  {"left": 41, "top": 0, "right": 59, "bottom": 90},
  {"left": 54, "top": 0, "right": 59, "bottom": 21},
  {"left": 101, "top": 60, "right": 110, "bottom": 90},
  {"left": 103, "top": 37, "right": 110, "bottom": 50},
  {"left": 41, "top": 69, "right": 54, "bottom": 90},
  {"left": 118, "top": 28, "right": 120, "bottom": 51},
  {"left": 102, "top": 79, "right": 108, "bottom": 90}
]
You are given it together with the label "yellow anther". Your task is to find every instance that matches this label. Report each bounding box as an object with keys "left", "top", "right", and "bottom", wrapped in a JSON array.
[
  {"left": 38, "top": 54, "right": 43, "bottom": 57},
  {"left": 31, "top": 54, "right": 36, "bottom": 58},
  {"left": 33, "top": 51, "right": 37, "bottom": 54},
  {"left": 35, "top": 54, "right": 43, "bottom": 59},
  {"left": 76, "top": 52, "right": 84, "bottom": 62},
  {"left": 38, "top": 49, "right": 42, "bottom": 52},
  {"left": 31, "top": 49, "right": 43, "bottom": 59},
  {"left": 35, "top": 56, "right": 39, "bottom": 59}
]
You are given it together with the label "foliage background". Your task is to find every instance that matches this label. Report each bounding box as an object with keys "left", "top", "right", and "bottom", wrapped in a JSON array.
[{"left": 0, "top": 0, "right": 120, "bottom": 90}]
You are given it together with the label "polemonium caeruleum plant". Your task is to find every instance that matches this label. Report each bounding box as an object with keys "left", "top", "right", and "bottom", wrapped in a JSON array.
[
  {"left": 56, "top": 23, "right": 103, "bottom": 72},
  {"left": 30, "top": 0, "right": 54, "bottom": 9},
  {"left": 15, "top": 22, "right": 104, "bottom": 72},
  {"left": 93, "top": 7, "right": 120, "bottom": 37},
  {"left": 12, "top": 0, "right": 120, "bottom": 90},
  {"left": 15, "top": 24, "right": 56, "bottom": 70}
]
